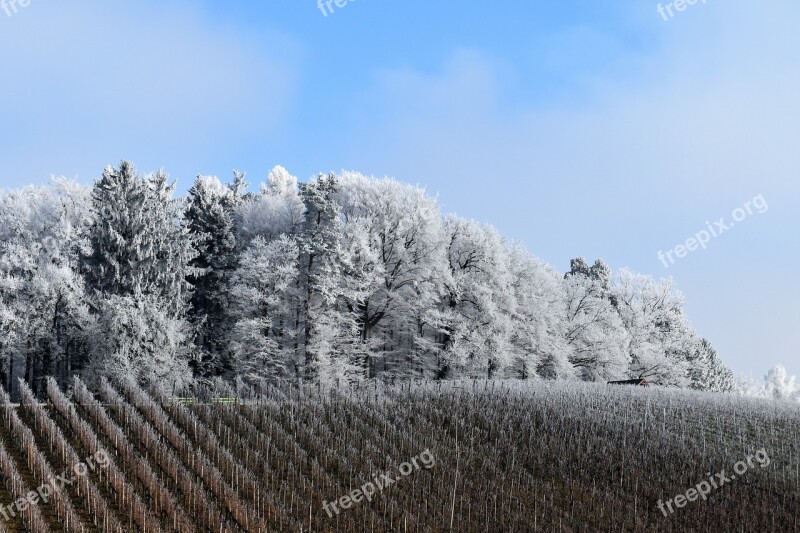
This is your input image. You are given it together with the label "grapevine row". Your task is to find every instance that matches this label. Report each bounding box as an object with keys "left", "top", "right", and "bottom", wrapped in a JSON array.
[
  {"left": 45, "top": 378, "right": 162, "bottom": 533},
  {"left": 72, "top": 377, "right": 195, "bottom": 533},
  {"left": 3, "top": 381, "right": 83, "bottom": 532}
]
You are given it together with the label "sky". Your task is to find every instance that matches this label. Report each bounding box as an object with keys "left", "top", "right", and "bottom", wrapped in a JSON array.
[{"left": 0, "top": 0, "right": 797, "bottom": 379}]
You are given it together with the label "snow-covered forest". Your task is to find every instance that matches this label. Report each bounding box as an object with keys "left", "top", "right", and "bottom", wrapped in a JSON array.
[{"left": 0, "top": 161, "right": 735, "bottom": 395}]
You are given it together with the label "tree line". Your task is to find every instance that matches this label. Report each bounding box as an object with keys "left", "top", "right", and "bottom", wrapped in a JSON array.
[{"left": 0, "top": 161, "right": 734, "bottom": 396}]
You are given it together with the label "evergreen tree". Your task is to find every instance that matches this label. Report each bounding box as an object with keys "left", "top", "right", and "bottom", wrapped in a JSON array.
[
  {"left": 566, "top": 257, "right": 591, "bottom": 278},
  {"left": 687, "top": 338, "right": 735, "bottom": 392},
  {"left": 589, "top": 259, "right": 611, "bottom": 293},
  {"left": 298, "top": 173, "right": 347, "bottom": 382},
  {"left": 83, "top": 161, "right": 196, "bottom": 386},
  {"left": 84, "top": 161, "right": 150, "bottom": 297},
  {"left": 85, "top": 161, "right": 195, "bottom": 307},
  {"left": 185, "top": 174, "right": 241, "bottom": 378}
]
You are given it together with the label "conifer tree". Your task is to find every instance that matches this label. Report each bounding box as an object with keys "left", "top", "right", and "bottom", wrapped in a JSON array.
[
  {"left": 83, "top": 161, "right": 196, "bottom": 386},
  {"left": 298, "top": 173, "right": 346, "bottom": 382},
  {"left": 185, "top": 174, "right": 241, "bottom": 378}
]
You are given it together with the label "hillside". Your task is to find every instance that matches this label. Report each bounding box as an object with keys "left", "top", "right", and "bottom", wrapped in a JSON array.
[{"left": 0, "top": 379, "right": 796, "bottom": 532}]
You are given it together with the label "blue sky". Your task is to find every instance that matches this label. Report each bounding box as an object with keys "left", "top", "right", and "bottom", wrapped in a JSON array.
[{"left": 1, "top": 0, "right": 797, "bottom": 378}]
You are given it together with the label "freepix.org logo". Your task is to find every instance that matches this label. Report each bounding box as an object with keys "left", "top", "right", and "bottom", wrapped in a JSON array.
[
  {"left": 317, "top": 0, "right": 357, "bottom": 17},
  {"left": 657, "top": 448, "right": 771, "bottom": 517},
  {"left": 0, "top": 451, "right": 110, "bottom": 521},
  {"left": 322, "top": 449, "right": 436, "bottom": 517},
  {"left": 657, "top": 194, "right": 768, "bottom": 269},
  {"left": 657, "top": 0, "right": 707, "bottom": 22},
  {"left": 1, "top": 0, "right": 31, "bottom": 18}
]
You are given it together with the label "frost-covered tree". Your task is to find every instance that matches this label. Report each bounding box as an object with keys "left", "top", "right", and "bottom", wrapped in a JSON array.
[
  {"left": 335, "top": 173, "right": 445, "bottom": 379},
  {"left": 563, "top": 259, "right": 629, "bottom": 381},
  {"left": 506, "top": 246, "right": 572, "bottom": 380},
  {"left": 734, "top": 365, "right": 800, "bottom": 402},
  {"left": 613, "top": 269, "right": 694, "bottom": 386},
  {"left": 227, "top": 235, "right": 298, "bottom": 383},
  {"left": 567, "top": 257, "right": 591, "bottom": 278},
  {"left": 0, "top": 163, "right": 736, "bottom": 391},
  {"left": 298, "top": 173, "right": 350, "bottom": 382},
  {"left": 435, "top": 216, "right": 514, "bottom": 379},
  {"left": 0, "top": 179, "right": 92, "bottom": 396},
  {"left": 85, "top": 162, "right": 195, "bottom": 307},
  {"left": 735, "top": 374, "right": 769, "bottom": 399},
  {"left": 238, "top": 166, "right": 304, "bottom": 243},
  {"left": 229, "top": 166, "right": 306, "bottom": 377},
  {"left": 186, "top": 173, "right": 243, "bottom": 378},
  {"left": 334, "top": 217, "right": 381, "bottom": 378},
  {"left": 83, "top": 294, "right": 193, "bottom": 391},
  {"left": 765, "top": 365, "right": 800, "bottom": 402},
  {"left": 83, "top": 162, "right": 195, "bottom": 386},
  {"left": 686, "top": 338, "right": 735, "bottom": 392},
  {"left": 147, "top": 170, "right": 197, "bottom": 314}
]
